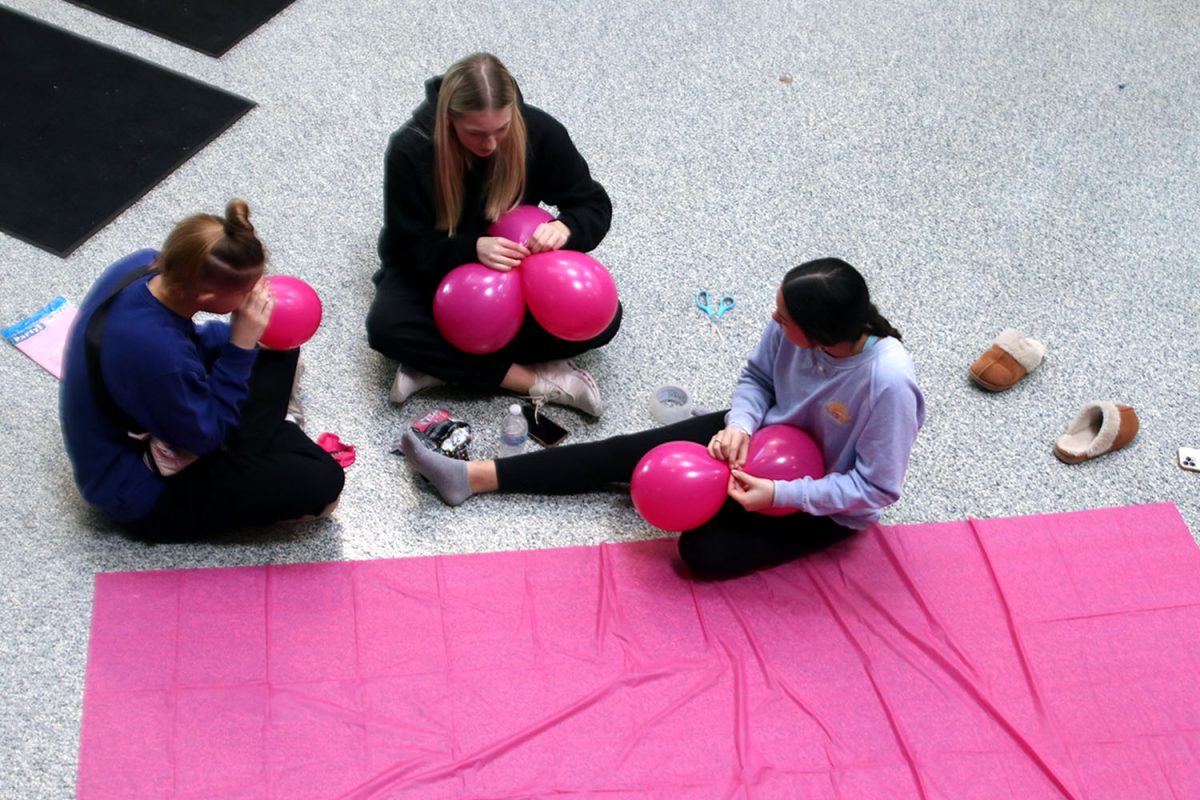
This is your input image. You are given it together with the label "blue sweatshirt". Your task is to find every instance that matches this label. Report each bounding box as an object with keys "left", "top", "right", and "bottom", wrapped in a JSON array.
[
  {"left": 59, "top": 250, "right": 259, "bottom": 523},
  {"left": 725, "top": 322, "right": 925, "bottom": 529}
]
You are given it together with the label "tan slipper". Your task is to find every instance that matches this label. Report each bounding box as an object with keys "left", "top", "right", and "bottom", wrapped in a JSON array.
[
  {"left": 1054, "top": 402, "right": 1140, "bottom": 463},
  {"left": 969, "top": 329, "right": 1046, "bottom": 391}
]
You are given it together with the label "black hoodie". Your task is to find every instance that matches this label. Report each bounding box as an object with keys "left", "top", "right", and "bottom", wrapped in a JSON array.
[{"left": 376, "top": 76, "right": 613, "bottom": 289}]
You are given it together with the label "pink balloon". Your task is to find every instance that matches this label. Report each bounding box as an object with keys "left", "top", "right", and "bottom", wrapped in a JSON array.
[
  {"left": 744, "top": 425, "right": 826, "bottom": 516},
  {"left": 521, "top": 251, "right": 619, "bottom": 341},
  {"left": 433, "top": 263, "right": 525, "bottom": 354},
  {"left": 260, "top": 275, "right": 322, "bottom": 350},
  {"left": 630, "top": 441, "right": 730, "bottom": 532},
  {"left": 487, "top": 205, "right": 554, "bottom": 247}
]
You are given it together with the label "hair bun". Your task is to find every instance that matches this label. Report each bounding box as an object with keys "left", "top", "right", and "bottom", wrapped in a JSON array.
[{"left": 223, "top": 198, "right": 254, "bottom": 237}]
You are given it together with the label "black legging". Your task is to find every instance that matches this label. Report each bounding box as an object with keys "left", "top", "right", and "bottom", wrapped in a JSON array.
[
  {"left": 495, "top": 412, "right": 856, "bottom": 578},
  {"left": 127, "top": 348, "right": 345, "bottom": 542},
  {"left": 366, "top": 269, "right": 623, "bottom": 388}
]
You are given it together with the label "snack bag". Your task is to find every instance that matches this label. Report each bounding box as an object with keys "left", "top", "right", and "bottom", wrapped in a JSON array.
[{"left": 404, "top": 408, "right": 471, "bottom": 460}]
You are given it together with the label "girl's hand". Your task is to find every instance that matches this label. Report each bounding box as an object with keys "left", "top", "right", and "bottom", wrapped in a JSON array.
[
  {"left": 527, "top": 220, "right": 570, "bottom": 254},
  {"left": 708, "top": 426, "right": 751, "bottom": 467},
  {"left": 230, "top": 278, "right": 274, "bottom": 350},
  {"left": 477, "top": 236, "right": 530, "bottom": 271},
  {"left": 728, "top": 469, "right": 775, "bottom": 512}
]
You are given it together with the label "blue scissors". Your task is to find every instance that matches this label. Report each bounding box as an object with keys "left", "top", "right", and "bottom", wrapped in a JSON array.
[{"left": 696, "top": 290, "right": 736, "bottom": 336}]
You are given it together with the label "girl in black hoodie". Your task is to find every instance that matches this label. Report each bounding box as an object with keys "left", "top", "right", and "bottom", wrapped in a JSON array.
[{"left": 367, "top": 52, "right": 620, "bottom": 416}]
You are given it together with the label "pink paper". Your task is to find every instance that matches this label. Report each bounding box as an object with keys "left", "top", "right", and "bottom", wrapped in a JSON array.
[
  {"left": 79, "top": 503, "right": 1200, "bottom": 798},
  {"left": 2, "top": 296, "right": 78, "bottom": 379}
]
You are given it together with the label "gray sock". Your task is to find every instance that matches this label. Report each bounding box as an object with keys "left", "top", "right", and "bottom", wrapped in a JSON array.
[{"left": 401, "top": 430, "right": 472, "bottom": 506}]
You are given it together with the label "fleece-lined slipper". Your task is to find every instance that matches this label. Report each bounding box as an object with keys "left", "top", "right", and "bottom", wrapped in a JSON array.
[
  {"left": 969, "top": 329, "right": 1046, "bottom": 391},
  {"left": 1053, "top": 402, "right": 1139, "bottom": 464}
]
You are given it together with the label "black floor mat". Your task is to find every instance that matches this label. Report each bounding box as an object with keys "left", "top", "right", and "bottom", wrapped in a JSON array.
[
  {"left": 0, "top": 7, "right": 255, "bottom": 257},
  {"left": 66, "top": 0, "right": 296, "bottom": 57}
]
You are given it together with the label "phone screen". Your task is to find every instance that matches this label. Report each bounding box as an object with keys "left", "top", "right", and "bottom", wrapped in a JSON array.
[{"left": 521, "top": 403, "right": 570, "bottom": 447}]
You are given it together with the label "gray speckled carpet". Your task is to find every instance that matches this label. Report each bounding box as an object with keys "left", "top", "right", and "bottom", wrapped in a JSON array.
[{"left": 0, "top": 0, "right": 1197, "bottom": 796}]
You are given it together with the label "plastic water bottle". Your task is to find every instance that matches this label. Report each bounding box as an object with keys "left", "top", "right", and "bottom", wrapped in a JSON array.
[{"left": 498, "top": 403, "right": 528, "bottom": 457}]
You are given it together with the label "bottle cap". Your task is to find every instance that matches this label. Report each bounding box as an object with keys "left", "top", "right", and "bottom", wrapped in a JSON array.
[{"left": 509, "top": 403, "right": 522, "bottom": 415}]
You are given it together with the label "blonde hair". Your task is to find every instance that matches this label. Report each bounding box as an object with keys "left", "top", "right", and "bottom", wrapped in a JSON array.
[
  {"left": 155, "top": 199, "right": 266, "bottom": 296},
  {"left": 433, "top": 53, "right": 528, "bottom": 235}
]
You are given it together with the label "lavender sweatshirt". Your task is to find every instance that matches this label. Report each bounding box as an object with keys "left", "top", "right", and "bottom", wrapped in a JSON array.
[{"left": 725, "top": 322, "right": 925, "bottom": 529}]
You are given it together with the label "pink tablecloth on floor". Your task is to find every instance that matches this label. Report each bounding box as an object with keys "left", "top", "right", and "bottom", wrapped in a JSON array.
[{"left": 79, "top": 503, "right": 1200, "bottom": 798}]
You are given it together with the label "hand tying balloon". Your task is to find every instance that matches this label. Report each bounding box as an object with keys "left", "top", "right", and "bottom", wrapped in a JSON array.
[
  {"left": 477, "top": 236, "right": 529, "bottom": 271},
  {"left": 488, "top": 205, "right": 553, "bottom": 246},
  {"left": 527, "top": 220, "right": 570, "bottom": 253},
  {"left": 708, "top": 426, "right": 750, "bottom": 467},
  {"left": 729, "top": 469, "right": 775, "bottom": 512}
]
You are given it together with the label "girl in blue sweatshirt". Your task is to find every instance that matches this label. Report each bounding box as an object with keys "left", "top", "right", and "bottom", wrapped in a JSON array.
[
  {"left": 403, "top": 258, "right": 924, "bottom": 578},
  {"left": 60, "top": 200, "right": 344, "bottom": 541}
]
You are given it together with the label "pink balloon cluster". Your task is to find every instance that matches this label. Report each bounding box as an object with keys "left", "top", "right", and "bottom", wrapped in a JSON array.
[
  {"left": 629, "top": 426, "right": 826, "bottom": 531},
  {"left": 433, "top": 206, "right": 620, "bottom": 354},
  {"left": 260, "top": 275, "right": 323, "bottom": 350}
]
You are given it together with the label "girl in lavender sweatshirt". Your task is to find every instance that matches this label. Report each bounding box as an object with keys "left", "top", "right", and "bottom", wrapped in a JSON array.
[{"left": 403, "top": 258, "right": 925, "bottom": 578}]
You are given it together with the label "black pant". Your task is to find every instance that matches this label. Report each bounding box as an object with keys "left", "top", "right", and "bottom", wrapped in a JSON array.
[
  {"left": 366, "top": 269, "right": 623, "bottom": 388},
  {"left": 127, "top": 349, "right": 345, "bottom": 542},
  {"left": 495, "top": 412, "right": 856, "bottom": 578}
]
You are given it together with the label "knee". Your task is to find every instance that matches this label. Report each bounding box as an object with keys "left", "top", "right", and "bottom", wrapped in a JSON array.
[
  {"left": 365, "top": 302, "right": 400, "bottom": 355},
  {"left": 572, "top": 302, "right": 622, "bottom": 350},
  {"left": 312, "top": 454, "right": 346, "bottom": 508},
  {"left": 677, "top": 529, "right": 724, "bottom": 579},
  {"left": 280, "top": 453, "right": 345, "bottom": 522},
  {"left": 592, "top": 301, "right": 623, "bottom": 347},
  {"left": 367, "top": 279, "right": 426, "bottom": 351},
  {"left": 367, "top": 308, "right": 431, "bottom": 365}
]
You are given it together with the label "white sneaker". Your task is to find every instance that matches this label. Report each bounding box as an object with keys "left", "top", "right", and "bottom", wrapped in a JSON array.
[
  {"left": 530, "top": 359, "right": 603, "bottom": 417},
  {"left": 389, "top": 365, "right": 445, "bottom": 404}
]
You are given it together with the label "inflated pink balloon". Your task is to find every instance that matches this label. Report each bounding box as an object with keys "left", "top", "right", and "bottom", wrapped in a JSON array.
[
  {"left": 260, "top": 275, "right": 322, "bottom": 350},
  {"left": 433, "top": 263, "right": 525, "bottom": 354},
  {"left": 630, "top": 441, "right": 730, "bottom": 532},
  {"left": 521, "top": 251, "right": 619, "bottom": 341},
  {"left": 744, "top": 425, "right": 826, "bottom": 516},
  {"left": 487, "top": 205, "right": 554, "bottom": 247}
]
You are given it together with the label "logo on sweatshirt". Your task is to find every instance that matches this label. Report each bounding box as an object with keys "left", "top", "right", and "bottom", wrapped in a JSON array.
[{"left": 825, "top": 401, "right": 852, "bottom": 425}]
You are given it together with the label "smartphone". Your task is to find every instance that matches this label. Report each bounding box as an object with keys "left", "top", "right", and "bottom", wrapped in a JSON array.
[
  {"left": 1179, "top": 447, "right": 1200, "bottom": 473},
  {"left": 521, "top": 402, "right": 570, "bottom": 447}
]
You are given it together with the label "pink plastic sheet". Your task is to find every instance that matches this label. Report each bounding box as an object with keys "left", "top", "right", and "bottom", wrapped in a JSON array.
[{"left": 79, "top": 503, "right": 1200, "bottom": 798}]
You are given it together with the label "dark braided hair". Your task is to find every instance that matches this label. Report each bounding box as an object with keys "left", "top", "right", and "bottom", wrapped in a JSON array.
[{"left": 780, "top": 258, "right": 901, "bottom": 345}]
